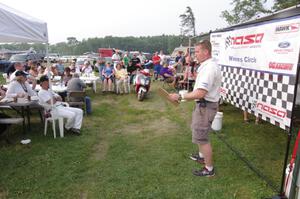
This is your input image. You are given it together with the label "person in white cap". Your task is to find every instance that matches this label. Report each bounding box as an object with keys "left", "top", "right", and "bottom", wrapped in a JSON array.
[
  {"left": 81, "top": 61, "right": 93, "bottom": 75},
  {"left": 6, "top": 70, "right": 37, "bottom": 99},
  {"left": 38, "top": 75, "right": 83, "bottom": 135}
]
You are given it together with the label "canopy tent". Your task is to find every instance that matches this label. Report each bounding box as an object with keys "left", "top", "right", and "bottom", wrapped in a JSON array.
[{"left": 0, "top": 2, "right": 48, "bottom": 43}]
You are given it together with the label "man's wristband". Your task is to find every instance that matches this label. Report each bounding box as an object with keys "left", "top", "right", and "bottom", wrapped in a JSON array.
[
  {"left": 178, "top": 93, "right": 185, "bottom": 101},
  {"left": 178, "top": 94, "right": 182, "bottom": 101}
]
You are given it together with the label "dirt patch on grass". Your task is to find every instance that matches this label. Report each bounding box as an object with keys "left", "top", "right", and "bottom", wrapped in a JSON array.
[
  {"left": 91, "top": 138, "right": 109, "bottom": 161},
  {"left": 0, "top": 187, "right": 7, "bottom": 199},
  {"left": 128, "top": 93, "right": 168, "bottom": 111},
  {"left": 119, "top": 117, "right": 180, "bottom": 136},
  {"left": 79, "top": 191, "right": 88, "bottom": 199}
]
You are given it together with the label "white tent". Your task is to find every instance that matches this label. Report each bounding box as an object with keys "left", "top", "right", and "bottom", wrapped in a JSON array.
[
  {"left": 0, "top": 3, "right": 54, "bottom": 105},
  {"left": 0, "top": 2, "right": 48, "bottom": 43}
]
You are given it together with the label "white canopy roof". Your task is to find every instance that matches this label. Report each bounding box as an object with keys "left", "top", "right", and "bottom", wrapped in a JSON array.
[{"left": 0, "top": 3, "right": 48, "bottom": 43}]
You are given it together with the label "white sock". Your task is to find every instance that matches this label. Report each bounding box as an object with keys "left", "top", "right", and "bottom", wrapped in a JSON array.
[
  {"left": 198, "top": 152, "right": 204, "bottom": 158},
  {"left": 205, "top": 166, "right": 214, "bottom": 171}
]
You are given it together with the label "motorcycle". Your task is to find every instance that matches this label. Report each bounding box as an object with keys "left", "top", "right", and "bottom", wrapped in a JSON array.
[{"left": 134, "top": 69, "right": 151, "bottom": 101}]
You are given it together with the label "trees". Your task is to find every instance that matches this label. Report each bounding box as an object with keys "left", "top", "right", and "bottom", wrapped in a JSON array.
[
  {"left": 272, "top": 0, "right": 300, "bottom": 11},
  {"left": 221, "top": 0, "right": 271, "bottom": 25},
  {"left": 0, "top": 35, "right": 186, "bottom": 55},
  {"left": 221, "top": 0, "right": 300, "bottom": 26},
  {"left": 179, "top": 6, "right": 196, "bottom": 36},
  {"left": 66, "top": 37, "right": 79, "bottom": 46}
]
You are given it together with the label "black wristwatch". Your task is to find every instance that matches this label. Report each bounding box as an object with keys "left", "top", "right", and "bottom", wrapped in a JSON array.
[{"left": 178, "top": 94, "right": 182, "bottom": 101}]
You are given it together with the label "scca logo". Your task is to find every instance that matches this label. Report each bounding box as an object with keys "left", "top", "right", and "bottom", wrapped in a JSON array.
[
  {"left": 225, "top": 33, "right": 264, "bottom": 48},
  {"left": 275, "top": 23, "right": 300, "bottom": 34},
  {"left": 256, "top": 102, "right": 287, "bottom": 118}
]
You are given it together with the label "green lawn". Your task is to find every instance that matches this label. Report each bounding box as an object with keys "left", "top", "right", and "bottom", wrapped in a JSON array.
[{"left": 0, "top": 80, "right": 294, "bottom": 199}]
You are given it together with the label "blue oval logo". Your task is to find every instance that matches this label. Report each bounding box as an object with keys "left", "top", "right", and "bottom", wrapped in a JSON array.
[{"left": 278, "top": 41, "right": 290, "bottom": 48}]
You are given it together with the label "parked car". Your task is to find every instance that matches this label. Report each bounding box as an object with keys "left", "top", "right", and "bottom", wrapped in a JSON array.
[
  {"left": 46, "top": 53, "right": 60, "bottom": 63},
  {"left": 0, "top": 59, "right": 11, "bottom": 72},
  {"left": 9, "top": 53, "right": 43, "bottom": 64}
]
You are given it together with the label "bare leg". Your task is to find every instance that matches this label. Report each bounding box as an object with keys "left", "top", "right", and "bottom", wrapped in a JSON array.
[
  {"left": 124, "top": 80, "right": 128, "bottom": 93},
  {"left": 255, "top": 116, "right": 260, "bottom": 124},
  {"left": 102, "top": 79, "right": 107, "bottom": 91},
  {"left": 199, "top": 143, "right": 213, "bottom": 167},
  {"left": 243, "top": 111, "right": 249, "bottom": 122},
  {"left": 108, "top": 79, "right": 112, "bottom": 91}
]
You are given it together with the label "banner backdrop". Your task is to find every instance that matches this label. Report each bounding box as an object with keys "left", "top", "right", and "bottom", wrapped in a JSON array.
[{"left": 211, "top": 17, "right": 300, "bottom": 130}]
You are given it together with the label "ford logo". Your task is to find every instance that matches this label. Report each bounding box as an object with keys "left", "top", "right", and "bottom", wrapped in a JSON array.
[{"left": 278, "top": 41, "right": 290, "bottom": 48}]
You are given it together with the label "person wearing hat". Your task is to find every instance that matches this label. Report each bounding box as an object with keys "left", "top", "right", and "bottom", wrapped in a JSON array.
[
  {"left": 81, "top": 61, "right": 93, "bottom": 75},
  {"left": 9, "top": 62, "right": 25, "bottom": 82},
  {"left": 38, "top": 75, "right": 83, "bottom": 135},
  {"left": 68, "top": 61, "right": 77, "bottom": 74},
  {"left": 6, "top": 71, "right": 37, "bottom": 99}
]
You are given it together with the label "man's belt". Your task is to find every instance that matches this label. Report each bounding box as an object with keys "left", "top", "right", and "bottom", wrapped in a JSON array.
[
  {"left": 196, "top": 99, "right": 214, "bottom": 104},
  {"left": 196, "top": 99, "right": 216, "bottom": 107}
]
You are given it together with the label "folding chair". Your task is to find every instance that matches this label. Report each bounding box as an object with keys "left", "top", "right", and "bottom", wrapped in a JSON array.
[{"left": 67, "top": 91, "right": 86, "bottom": 114}]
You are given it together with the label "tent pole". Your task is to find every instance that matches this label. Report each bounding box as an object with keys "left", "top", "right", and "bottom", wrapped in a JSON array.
[
  {"left": 286, "top": 63, "right": 300, "bottom": 198},
  {"left": 276, "top": 62, "right": 300, "bottom": 198},
  {"left": 45, "top": 43, "right": 53, "bottom": 106},
  {"left": 278, "top": 130, "right": 293, "bottom": 198}
]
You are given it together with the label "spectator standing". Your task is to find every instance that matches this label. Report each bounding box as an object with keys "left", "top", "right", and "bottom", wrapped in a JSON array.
[
  {"left": 159, "top": 50, "right": 167, "bottom": 66},
  {"left": 56, "top": 60, "right": 65, "bottom": 76},
  {"left": 152, "top": 52, "right": 161, "bottom": 80},
  {"left": 95, "top": 58, "right": 106, "bottom": 78},
  {"left": 131, "top": 54, "right": 141, "bottom": 69},
  {"left": 123, "top": 52, "right": 130, "bottom": 68},
  {"left": 137, "top": 51, "right": 146, "bottom": 65}
]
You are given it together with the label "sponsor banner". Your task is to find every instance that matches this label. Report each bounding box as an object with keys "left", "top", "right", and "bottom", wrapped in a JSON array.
[
  {"left": 211, "top": 17, "right": 300, "bottom": 75},
  {"left": 252, "top": 99, "right": 290, "bottom": 126}
]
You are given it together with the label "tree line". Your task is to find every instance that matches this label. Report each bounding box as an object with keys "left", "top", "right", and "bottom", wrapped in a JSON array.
[{"left": 0, "top": 35, "right": 190, "bottom": 56}]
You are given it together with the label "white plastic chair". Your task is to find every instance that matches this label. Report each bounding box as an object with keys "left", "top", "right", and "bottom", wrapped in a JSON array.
[
  {"left": 44, "top": 113, "right": 64, "bottom": 138},
  {"left": 2, "top": 73, "right": 9, "bottom": 83},
  {"left": 115, "top": 76, "right": 130, "bottom": 94},
  {"left": 39, "top": 101, "right": 69, "bottom": 138}
]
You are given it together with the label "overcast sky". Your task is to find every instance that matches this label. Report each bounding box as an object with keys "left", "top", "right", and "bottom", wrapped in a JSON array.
[{"left": 1, "top": 0, "right": 234, "bottom": 44}]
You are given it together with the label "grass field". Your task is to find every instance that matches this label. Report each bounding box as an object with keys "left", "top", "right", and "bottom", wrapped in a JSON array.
[{"left": 0, "top": 80, "right": 295, "bottom": 199}]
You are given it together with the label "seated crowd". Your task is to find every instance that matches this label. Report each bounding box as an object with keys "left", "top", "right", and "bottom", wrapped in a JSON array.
[{"left": 0, "top": 49, "right": 199, "bottom": 138}]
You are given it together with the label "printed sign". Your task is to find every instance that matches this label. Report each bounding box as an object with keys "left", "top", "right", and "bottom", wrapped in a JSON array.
[
  {"left": 211, "top": 18, "right": 300, "bottom": 75},
  {"left": 212, "top": 17, "right": 300, "bottom": 130}
]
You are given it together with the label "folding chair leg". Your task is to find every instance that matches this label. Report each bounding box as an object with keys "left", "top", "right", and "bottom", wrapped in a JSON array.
[
  {"left": 58, "top": 118, "right": 64, "bottom": 138},
  {"left": 44, "top": 120, "right": 48, "bottom": 136},
  {"left": 52, "top": 120, "right": 56, "bottom": 138},
  {"left": 116, "top": 83, "right": 119, "bottom": 94}
]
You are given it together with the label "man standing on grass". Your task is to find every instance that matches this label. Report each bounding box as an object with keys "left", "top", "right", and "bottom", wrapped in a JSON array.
[{"left": 169, "top": 40, "right": 222, "bottom": 177}]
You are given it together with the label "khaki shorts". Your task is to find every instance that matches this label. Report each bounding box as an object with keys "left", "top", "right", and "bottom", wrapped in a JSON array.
[{"left": 191, "top": 102, "right": 218, "bottom": 145}]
